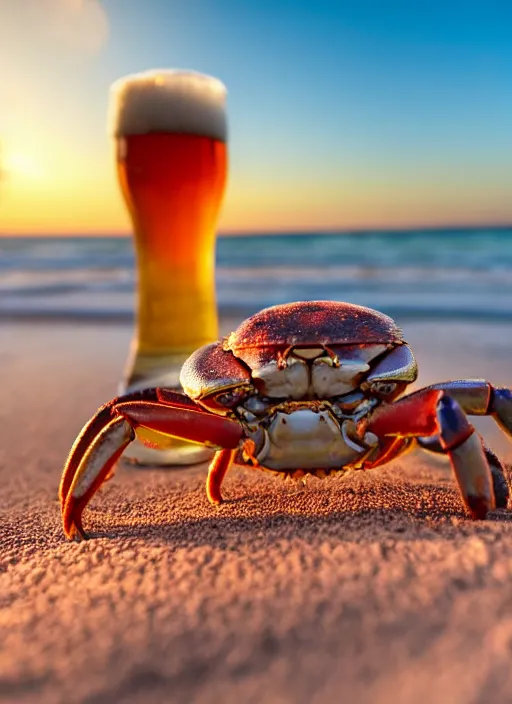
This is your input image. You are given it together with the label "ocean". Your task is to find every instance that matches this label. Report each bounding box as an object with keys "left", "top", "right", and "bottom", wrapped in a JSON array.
[{"left": 1, "top": 229, "right": 512, "bottom": 323}]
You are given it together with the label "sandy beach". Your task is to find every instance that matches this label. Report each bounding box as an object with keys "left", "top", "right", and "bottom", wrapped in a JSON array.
[{"left": 2, "top": 317, "right": 512, "bottom": 704}]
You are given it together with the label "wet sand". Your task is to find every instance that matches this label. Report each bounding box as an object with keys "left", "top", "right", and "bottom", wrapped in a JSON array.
[{"left": 2, "top": 319, "right": 512, "bottom": 704}]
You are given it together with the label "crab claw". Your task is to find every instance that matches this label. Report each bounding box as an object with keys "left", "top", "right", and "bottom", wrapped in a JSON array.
[{"left": 59, "top": 388, "right": 244, "bottom": 540}]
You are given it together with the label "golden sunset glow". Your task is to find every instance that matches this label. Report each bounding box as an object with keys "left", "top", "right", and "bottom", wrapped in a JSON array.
[
  {"left": 3, "top": 163, "right": 512, "bottom": 235},
  {"left": 4, "top": 151, "right": 46, "bottom": 181},
  {"left": 0, "top": 0, "right": 511, "bottom": 236}
]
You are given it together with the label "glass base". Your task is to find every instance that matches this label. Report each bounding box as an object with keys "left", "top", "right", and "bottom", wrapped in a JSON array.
[
  {"left": 122, "top": 439, "right": 213, "bottom": 466},
  {"left": 119, "top": 358, "right": 214, "bottom": 467}
]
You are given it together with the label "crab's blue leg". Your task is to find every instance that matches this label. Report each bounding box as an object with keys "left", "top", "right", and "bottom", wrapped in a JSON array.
[
  {"left": 367, "top": 389, "right": 495, "bottom": 519},
  {"left": 60, "top": 388, "right": 243, "bottom": 540}
]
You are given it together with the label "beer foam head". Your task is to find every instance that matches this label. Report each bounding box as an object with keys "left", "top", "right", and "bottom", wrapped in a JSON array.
[{"left": 110, "top": 70, "right": 227, "bottom": 141}]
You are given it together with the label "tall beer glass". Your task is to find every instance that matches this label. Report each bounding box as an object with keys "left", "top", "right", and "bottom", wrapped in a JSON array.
[{"left": 110, "top": 70, "right": 228, "bottom": 464}]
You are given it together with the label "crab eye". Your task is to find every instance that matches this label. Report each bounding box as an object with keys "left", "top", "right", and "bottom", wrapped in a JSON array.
[
  {"left": 215, "top": 388, "right": 250, "bottom": 408},
  {"left": 371, "top": 381, "right": 397, "bottom": 396},
  {"left": 216, "top": 392, "right": 239, "bottom": 407}
]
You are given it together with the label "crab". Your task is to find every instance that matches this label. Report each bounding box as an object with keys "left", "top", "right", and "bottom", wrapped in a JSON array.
[{"left": 59, "top": 300, "right": 512, "bottom": 539}]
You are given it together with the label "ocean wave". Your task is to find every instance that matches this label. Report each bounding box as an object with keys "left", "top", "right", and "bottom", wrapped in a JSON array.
[
  {"left": 2, "top": 231, "right": 512, "bottom": 321},
  {"left": 2, "top": 263, "right": 512, "bottom": 296}
]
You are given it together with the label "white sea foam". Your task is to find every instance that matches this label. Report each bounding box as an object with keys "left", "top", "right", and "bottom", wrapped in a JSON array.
[{"left": 109, "top": 70, "right": 227, "bottom": 140}]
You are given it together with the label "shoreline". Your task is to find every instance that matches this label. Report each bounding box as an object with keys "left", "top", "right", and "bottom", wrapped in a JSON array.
[{"left": 4, "top": 306, "right": 512, "bottom": 325}]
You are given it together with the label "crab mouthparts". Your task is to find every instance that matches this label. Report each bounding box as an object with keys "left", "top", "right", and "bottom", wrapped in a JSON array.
[
  {"left": 291, "top": 346, "right": 369, "bottom": 372},
  {"left": 292, "top": 346, "right": 326, "bottom": 360}
]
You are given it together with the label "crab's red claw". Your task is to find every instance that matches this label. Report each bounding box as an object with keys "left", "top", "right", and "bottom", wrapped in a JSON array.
[
  {"left": 59, "top": 388, "right": 244, "bottom": 540},
  {"left": 116, "top": 399, "right": 243, "bottom": 450},
  {"left": 366, "top": 389, "right": 443, "bottom": 438}
]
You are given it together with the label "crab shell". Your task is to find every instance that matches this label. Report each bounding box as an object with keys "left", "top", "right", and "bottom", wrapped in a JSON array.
[{"left": 180, "top": 301, "right": 417, "bottom": 409}]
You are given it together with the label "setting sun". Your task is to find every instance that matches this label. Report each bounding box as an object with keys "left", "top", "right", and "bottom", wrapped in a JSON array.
[{"left": 4, "top": 151, "right": 45, "bottom": 180}]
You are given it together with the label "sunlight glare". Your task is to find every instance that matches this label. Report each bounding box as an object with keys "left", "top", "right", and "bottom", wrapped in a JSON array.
[{"left": 4, "top": 152, "right": 45, "bottom": 180}]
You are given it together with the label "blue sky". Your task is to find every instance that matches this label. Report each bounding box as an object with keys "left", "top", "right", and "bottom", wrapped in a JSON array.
[{"left": 1, "top": 0, "right": 511, "bottom": 233}]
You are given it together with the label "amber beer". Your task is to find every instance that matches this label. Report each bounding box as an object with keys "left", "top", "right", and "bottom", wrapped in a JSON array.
[{"left": 110, "top": 70, "right": 228, "bottom": 464}]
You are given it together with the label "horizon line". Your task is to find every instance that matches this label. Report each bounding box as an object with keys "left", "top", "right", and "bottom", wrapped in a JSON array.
[{"left": 1, "top": 223, "right": 512, "bottom": 238}]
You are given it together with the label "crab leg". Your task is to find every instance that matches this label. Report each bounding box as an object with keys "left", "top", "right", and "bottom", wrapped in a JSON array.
[
  {"left": 367, "top": 389, "right": 495, "bottom": 519},
  {"left": 436, "top": 396, "right": 495, "bottom": 519},
  {"left": 413, "top": 380, "right": 512, "bottom": 437},
  {"left": 408, "top": 380, "right": 512, "bottom": 509},
  {"left": 418, "top": 435, "right": 509, "bottom": 509},
  {"left": 60, "top": 388, "right": 243, "bottom": 540},
  {"left": 62, "top": 417, "right": 135, "bottom": 540},
  {"left": 206, "top": 449, "right": 238, "bottom": 504}
]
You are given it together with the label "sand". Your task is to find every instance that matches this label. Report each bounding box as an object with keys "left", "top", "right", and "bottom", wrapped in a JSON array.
[{"left": 2, "top": 318, "right": 512, "bottom": 704}]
